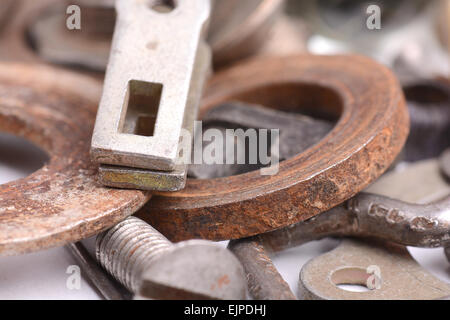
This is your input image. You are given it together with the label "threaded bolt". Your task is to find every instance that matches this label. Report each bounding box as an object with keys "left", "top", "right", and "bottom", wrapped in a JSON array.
[{"left": 96, "top": 217, "right": 247, "bottom": 299}]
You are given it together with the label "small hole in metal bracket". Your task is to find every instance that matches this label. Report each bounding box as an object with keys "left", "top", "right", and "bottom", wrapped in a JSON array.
[
  {"left": 148, "top": 0, "right": 176, "bottom": 13},
  {"left": 120, "top": 80, "right": 163, "bottom": 137},
  {"left": 330, "top": 267, "right": 375, "bottom": 293}
]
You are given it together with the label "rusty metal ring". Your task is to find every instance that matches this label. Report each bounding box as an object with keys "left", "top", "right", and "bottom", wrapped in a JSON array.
[
  {"left": 0, "top": 64, "right": 149, "bottom": 255},
  {"left": 137, "top": 54, "right": 409, "bottom": 242}
]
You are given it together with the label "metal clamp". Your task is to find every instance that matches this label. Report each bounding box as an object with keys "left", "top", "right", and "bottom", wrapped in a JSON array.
[{"left": 91, "top": 0, "right": 212, "bottom": 191}]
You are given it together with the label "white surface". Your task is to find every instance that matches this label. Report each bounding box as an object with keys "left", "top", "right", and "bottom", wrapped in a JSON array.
[{"left": 0, "top": 133, "right": 449, "bottom": 300}]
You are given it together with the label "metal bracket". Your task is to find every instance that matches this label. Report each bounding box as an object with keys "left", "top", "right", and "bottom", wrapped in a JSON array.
[{"left": 91, "top": 0, "right": 211, "bottom": 190}]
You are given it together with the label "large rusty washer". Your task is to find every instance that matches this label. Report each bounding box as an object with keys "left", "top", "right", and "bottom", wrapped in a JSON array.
[
  {"left": 137, "top": 54, "right": 410, "bottom": 242},
  {"left": 0, "top": 63, "right": 150, "bottom": 255}
]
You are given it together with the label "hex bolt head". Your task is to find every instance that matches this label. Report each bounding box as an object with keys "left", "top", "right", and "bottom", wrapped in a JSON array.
[{"left": 96, "top": 217, "right": 247, "bottom": 299}]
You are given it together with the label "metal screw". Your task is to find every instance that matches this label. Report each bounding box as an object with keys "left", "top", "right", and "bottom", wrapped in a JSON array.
[{"left": 96, "top": 217, "right": 247, "bottom": 300}]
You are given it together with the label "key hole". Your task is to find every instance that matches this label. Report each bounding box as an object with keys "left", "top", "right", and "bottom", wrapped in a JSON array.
[{"left": 148, "top": 0, "right": 176, "bottom": 13}]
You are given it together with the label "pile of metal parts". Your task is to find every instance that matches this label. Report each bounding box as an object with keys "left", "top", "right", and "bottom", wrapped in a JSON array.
[{"left": 0, "top": 0, "right": 449, "bottom": 300}]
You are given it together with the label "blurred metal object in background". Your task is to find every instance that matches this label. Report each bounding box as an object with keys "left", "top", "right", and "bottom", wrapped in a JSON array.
[
  {"left": 297, "top": 0, "right": 449, "bottom": 80},
  {"left": 436, "top": 0, "right": 449, "bottom": 53},
  {"left": 208, "top": 0, "right": 285, "bottom": 67},
  {"left": 0, "top": 0, "right": 16, "bottom": 31},
  {"left": 22, "top": 0, "right": 285, "bottom": 71},
  {"left": 292, "top": 0, "right": 426, "bottom": 43},
  {"left": 403, "top": 80, "right": 450, "bottom": 162},
  {"left": 27, "top": 0, "right": 114, "bottom": 71}
]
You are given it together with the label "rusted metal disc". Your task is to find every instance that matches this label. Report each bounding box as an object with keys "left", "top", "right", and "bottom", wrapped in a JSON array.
[
  {"left": 0, "top": 64, "right": 150, "bottom": 255},
  {"left": 137, "top": 55, "right": 409, "bottom": 242}
]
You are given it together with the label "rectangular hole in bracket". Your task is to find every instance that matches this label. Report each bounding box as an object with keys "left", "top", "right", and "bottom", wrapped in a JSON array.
[{"left": 120, "top": 80, "right": 163, "bottom": 137}]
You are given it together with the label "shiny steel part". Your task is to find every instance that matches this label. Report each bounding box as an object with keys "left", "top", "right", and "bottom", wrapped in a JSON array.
[
  {"left": 208, "top": 0, "right": 285, "bottom": 67},
  {"left": 136, "top": 54, "right": 409, "bottom": 242},
  {"left": 97, "top": 42, "right": 211, "bottom": 191},
  {"left": 294, "top": 0, "right": 427, "bottom": 42},
  {"left": 228, "top": 239, "right": 296, "bottom": 300},
  {"left": 231, "top": 159, "right": 450, "bottom": 299},
  {"left": 0, "top": 0, "right": 59, "bottom": 63},
  {"left": 299, "top": 239, "right": 450, "bottom": 300},
  {"left": 441, "top": 148, "right": 450, "bottom": 181},
  {"left": 0, "top": 64, "right": 149, "bottom": 255},
  {"left": 188, "top": 102, "right": 333, "bottom": 179},
  {"left": 27, "top": 1, "right": 112, "bottom": 71},
  {"left": 96, "top": 217, "right": 246, "bottom": 300},
  {"left": 66, "top": 242, "right": 129, "bottom": 300},
  {"left": 91, "top": 0, "right": 211, "bottom": 172}
]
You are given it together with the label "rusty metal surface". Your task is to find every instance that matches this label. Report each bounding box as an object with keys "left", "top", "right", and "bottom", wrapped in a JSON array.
[
  {"left": 260, "top": 159, "right": 450, "bottom": 251},
  {"left": 231, "top": 159, "right": 450, "bottom": 300},
  {"left": 137, "top": 54, "right": 409, "bottom": 242},
  {"left": 228, "top": 238, "right": 296, "bottom": 300},
  {"left": 299, "top": 239, "right": 450, "bottom": 300},
  {"left": 0, "top": 64, "right": 150, "bottom": 256},
  {"left": 0, "top": 0, "right": 54, "bottom": 63}
]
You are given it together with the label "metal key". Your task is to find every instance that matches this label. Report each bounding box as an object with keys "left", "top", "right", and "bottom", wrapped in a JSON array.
[{"left": 91, "top": 0, "right": 211, "bottom": 191}]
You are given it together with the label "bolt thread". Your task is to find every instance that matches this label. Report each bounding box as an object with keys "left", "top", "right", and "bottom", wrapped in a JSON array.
[{"left": 96, "top": 217, "right": 173, "bottom": 292}]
